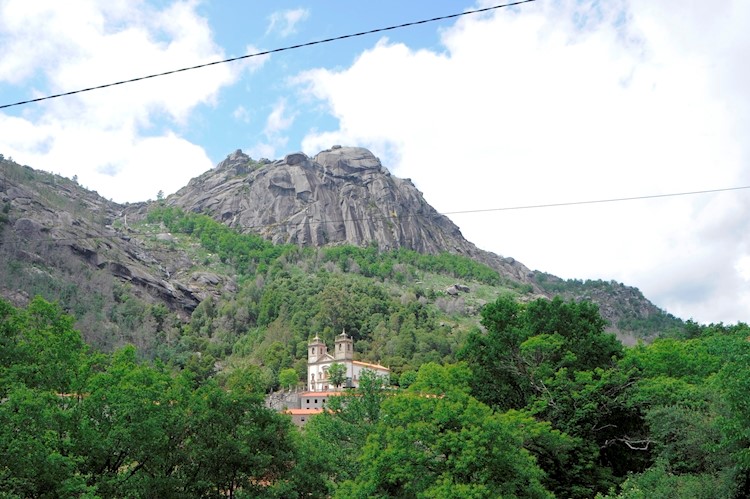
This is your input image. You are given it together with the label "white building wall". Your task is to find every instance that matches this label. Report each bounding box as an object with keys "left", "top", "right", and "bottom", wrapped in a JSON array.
[{"left": 307, "top": 336, "right": 390, "bottom": 392}]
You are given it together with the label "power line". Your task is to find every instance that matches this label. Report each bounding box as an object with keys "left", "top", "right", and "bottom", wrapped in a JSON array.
[
  {"left": 0, "top": 0, "right": 536, "bottom": 110},
  {"left": 441, "top": 185, "right": 750, "bottom": 215},
  {"left": 2, "top": 184, "right": 748, "bottom": 245}
]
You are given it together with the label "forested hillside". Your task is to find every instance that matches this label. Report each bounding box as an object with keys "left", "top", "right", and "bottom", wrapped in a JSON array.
[
  {"left": 143, "top": 205, "right": 529, "bottom": 384},
  {"left": 0, "top": 153, "right": 680, "bottom": 363},
  {"left": 2, "top": 295, "right": 749, "bottom": 497}
]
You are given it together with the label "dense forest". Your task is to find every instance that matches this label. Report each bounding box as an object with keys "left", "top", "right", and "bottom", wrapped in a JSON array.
[{"left": 2, "top": 293, "right": 750, "bottom": 498}]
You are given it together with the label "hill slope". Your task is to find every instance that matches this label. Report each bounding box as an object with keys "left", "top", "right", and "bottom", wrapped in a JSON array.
[
  {"left": 0, "top": 150, "right": 681, "bottom": 356},
  {"left": 166, "top": 146, "right": 535, "bottom": 285}
]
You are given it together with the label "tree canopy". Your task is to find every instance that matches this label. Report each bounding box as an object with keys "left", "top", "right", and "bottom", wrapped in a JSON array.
[{"left": 3, "top": 292, "right": 750, "bottom": 497}]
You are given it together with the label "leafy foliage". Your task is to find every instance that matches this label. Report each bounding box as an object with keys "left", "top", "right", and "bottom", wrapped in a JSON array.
[
  {"left": 0, "top": 298, "right": 295, "bottom": 498},
  {"left": 3, "top": 296, "right": 750, "bottom": 497},
  {"left": 322, "top": 243, "right": 501, "bottom": 285},
  {"left": 459, "top": 295, "right": 623, "bottom": 411},
  {"left": 147, "top": 206, "right": 293, "bottom": 276}
]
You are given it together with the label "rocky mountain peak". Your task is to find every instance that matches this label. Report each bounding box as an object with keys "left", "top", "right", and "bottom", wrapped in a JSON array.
[
  {"left": 171, "top": 146, "right": 465, "bottom": 252},
  {"left": 314, "top": 146, "right": 388, "bottom": 176}
]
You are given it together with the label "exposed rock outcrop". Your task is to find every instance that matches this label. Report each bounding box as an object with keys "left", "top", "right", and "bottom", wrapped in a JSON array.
[
  {"left": 0, "top": 161, "right": 219, "bottom": 317},
  {"left": 168, "top": 146, "right": 539, "bottom": 288}
]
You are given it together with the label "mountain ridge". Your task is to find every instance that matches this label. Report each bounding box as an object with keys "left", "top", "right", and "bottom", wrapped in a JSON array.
[
  {"left": 165, "top": 146, "right": 538, "bottom": 287},
  {"left": 0, "top": 148, "right": 680, "bottom": 352}
]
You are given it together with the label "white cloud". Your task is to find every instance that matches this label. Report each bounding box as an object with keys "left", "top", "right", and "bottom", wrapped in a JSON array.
[
  {"left": 295, "top": 0, "right": 750, "bottom": 323},
  {"left": 0, "top": 0, "right": 250, "bottom": 202},
  {"left": 264, "top": 99, "right": 295, "bottom": 135},
  {"left": 266, "top": 8, "right": 310, "bottom": 38},
  {"left": 240, "top": 44, "right": 271, "bottom": 73},
  {"left": 246, "top": 99, "right": 296, "bottom": 160},
  {"left": 233, "top": 105, "right": 250, "bottom": 123}
]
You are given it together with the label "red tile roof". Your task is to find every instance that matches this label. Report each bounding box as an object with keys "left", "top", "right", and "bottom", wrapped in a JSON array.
[
  {"left": 284, "top": 408, "right": 324, "bottom": 415},
  {"left": 352, "top": 360, "right": 389, "bottom": 370}
]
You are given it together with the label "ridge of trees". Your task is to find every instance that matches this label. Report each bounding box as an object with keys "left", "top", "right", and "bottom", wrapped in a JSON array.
[
  {"left": 146, "top": 206, "right": 502, "bottom": 284},
  {"left": 3, "top": 296, "right": 750, "bottom": 497}
]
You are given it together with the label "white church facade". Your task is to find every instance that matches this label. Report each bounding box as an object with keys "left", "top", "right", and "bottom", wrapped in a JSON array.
[
  {"left": 275, "top": 332, "right": 390, "bottom": 425},
  {"left": 306, "top": 332, "right": 390, "bottom": 392}
]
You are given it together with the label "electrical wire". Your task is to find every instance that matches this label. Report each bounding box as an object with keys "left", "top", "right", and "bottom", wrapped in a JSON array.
[
  {"left": 0, "top": 0, "right": 536, "bottom": 110},
  {"left": 441, "top": 185, "right": 750, "bottom": 216}
]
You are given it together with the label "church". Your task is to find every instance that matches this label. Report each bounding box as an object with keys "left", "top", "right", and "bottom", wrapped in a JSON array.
[
  {"left": 306, "top": 331, "right": 390, "bottom": 391},
  {"left": 280, "top": 332, "right": 390, "bottom": 426}
]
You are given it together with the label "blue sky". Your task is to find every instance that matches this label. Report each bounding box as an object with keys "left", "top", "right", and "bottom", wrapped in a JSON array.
[
  {"left": 190, "top": 1, "right": 463, "bottom": 163},
  {"left": 1, "top": 0, "right": 749, "bottom": 324}
]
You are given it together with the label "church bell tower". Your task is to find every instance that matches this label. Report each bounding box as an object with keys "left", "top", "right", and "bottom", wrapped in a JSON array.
[
  {"left": 334, "top": 330, "right": 354, "bottom": 361},
  {"left": 308, "top": 335, "right": 326, "bottom": 362}
]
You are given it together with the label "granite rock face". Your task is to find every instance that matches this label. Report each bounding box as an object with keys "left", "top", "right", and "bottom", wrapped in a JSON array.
[
  {"left": 173, "top": 148, "right": 441, "bottom": 250},
  {"left": 168, "top": 147, "right": 538, "bottom": 287},
  {"left": 0, "top": 161, "right": 219, "bottom": 316}
]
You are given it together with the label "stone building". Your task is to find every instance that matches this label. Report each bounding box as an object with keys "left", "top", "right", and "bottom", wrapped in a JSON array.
[
  {"left": 307, "top": 331, "right": 390, "bottom": 392},
  {"left": 282, "top": 332, "right": 390, "bottom": 426}
]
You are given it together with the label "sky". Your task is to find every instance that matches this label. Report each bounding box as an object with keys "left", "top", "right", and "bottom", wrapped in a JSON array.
[{"left": 0, "top": 0, "right": 748, "bottom": 324}]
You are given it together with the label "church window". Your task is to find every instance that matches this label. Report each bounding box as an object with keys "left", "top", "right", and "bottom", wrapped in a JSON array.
[{"left": 312, "top": 347, "right": 315, "bottom": 354}]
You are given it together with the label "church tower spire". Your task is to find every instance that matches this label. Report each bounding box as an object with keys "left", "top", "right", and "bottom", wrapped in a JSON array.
[
  {"left": 334, "top": 330, "right": 354, "bottom": 361},
  {"left": 308, "top": 334, "right": 326, "bottom": 362}
]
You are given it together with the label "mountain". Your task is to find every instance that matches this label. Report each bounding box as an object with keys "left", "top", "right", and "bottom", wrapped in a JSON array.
[
  {"left": 0, "top": 149, "right": 681, "bottom": 354},
  {"left": 166, "top": 146, "right": 534, "bottom": 285}
]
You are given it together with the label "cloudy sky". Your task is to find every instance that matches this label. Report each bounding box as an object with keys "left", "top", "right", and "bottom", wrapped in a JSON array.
[{"left": 1, "top": 0, "right": 748, "bottom": 324}]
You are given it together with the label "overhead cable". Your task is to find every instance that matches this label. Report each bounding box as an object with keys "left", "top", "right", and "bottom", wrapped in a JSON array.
[
  {"left": 441, "top": 185, "right": 750, "bottom": 215},
  {"left": 0, "top": 0, "right": 537, "bottom": 110}
]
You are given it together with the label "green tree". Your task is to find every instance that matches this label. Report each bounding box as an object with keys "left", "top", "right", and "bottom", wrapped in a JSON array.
[
  {"left": 328, "top": 362, "right": 347, "bottom": 389},
  {"left": 714, "top": 342, "right": 750, "bottom": 495},
  {"left": 530, "top": 366, "right": 648, "bottom": 493},
  {"left": 72, "top": 346, "right": 185, "bottom": 497},
  {"left": 1, "top": 296, "right": 89, "bottom": 396},
  {"left": 459, "top": 295, "right": 622, "bottom": 411},
  {"left": 599, "top": 460, "right": 737, "bottom": 499},
  {"left": 279, "top": 367, "right": 299, "bottom": 391},
  {"left": 0, "top": 385, "right": 94, "bottom": 497},
  {"left": 398, "top": 369, "right": 417, "bottom": 388},
  {"left": 180, "top": 378, "right": 294, "bottom": 498},
  {"left": 337, "top": 365, "right": 551, "bottom": 498}
]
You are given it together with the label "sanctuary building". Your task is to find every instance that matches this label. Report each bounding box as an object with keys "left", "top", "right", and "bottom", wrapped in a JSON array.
[
  {"left": 278, "top": 332, "right": 390, "bottom": 426},
  {"left": 307, "top": 331, "right": 390, "bottom": 391}
]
